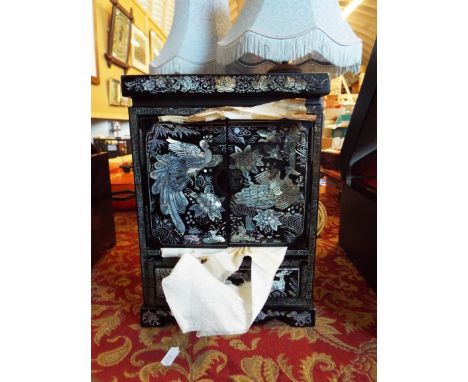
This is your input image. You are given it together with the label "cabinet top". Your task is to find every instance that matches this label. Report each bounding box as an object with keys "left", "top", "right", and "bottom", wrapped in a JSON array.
[{"left": 121, "top": 73, "right": 330, "bottom": 100}]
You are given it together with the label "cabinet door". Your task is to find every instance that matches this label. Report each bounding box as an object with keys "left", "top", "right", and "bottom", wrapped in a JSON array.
[
  {"left": 144, "top": 121, "right": 228, "bottom": 247},
  {"left": 227, "top": 120, "right": 311, "bottom": 247}
]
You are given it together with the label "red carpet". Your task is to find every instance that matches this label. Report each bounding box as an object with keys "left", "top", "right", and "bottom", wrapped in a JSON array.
[{"left": 91, "top": 187, "right": 377, "bottom": 381}]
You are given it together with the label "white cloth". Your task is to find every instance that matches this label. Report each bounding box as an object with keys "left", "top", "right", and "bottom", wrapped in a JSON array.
[{"left": 161, "top": 247, "right": 286, "bottom": 336}]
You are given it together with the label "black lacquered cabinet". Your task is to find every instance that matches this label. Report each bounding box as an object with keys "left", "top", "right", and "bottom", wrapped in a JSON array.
[{"left": 122, "top": 74, "right": 329, "bottom": 327}]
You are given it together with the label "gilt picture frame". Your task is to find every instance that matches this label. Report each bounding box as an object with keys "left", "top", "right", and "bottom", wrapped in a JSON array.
[
  {"left": 120, "top": 96, "right": 132, "bottom": 107},
  {"left": 108, "top": 78, "right": 121, "bottom": 106},
  {"left": 105, "top": 0, "right": 133, "bottom": 71},
  {"left": 131, "top": 25, "right": 149, "bottom": 73}
]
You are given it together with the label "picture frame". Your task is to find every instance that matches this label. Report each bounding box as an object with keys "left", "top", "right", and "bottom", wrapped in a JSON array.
[
  {"left": 91, "top": 0, "right": 100, "bottom": 84},
  {"left": 105, "top": 0, "right": 133, "bottom": 71},
  {"left": 108, "top": 78, "right": 121, "bottom": 106},
  {"left": 131, "top": 25, "right": 149, "bottom": 73},
  {"left": 120, "top": 96, "right": 132, "bottom": 107},
  {"left": 149, "top": 29, "right": 164, "bottom": 63}
]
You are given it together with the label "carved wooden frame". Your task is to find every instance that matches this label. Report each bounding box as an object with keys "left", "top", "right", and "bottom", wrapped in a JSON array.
[{"left": 104, "top": 0, "right": 133, "bottom": 71}]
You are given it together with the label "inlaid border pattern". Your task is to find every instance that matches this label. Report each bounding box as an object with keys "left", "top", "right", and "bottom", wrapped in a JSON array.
[
  {"left": 123, "top": 74, "right": 329, "bottom": 96},
  {"left": 140, "top": 306, "right": 315, "bottom": 327}
]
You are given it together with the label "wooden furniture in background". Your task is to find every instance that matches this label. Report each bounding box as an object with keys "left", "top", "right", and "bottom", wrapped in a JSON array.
[
  {"left": 91, "top": 146, "right": 116, "bottom": 266},
  {"left": 108, "top": 154, "right": 136, "bottom": 211},
  {"left": 93, "top": 137, "right": 132, "bottom": 158},
  {"left": 338, "top": 41, "right": 377, "bottom": 291},
  {"left": 320, "top": 149, "right": 342, "bottom": 197}
]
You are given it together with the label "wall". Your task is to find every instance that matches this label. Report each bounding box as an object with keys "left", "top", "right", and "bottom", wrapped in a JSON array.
[{"left": 91, "top": 0, "right": 167, "bottom": 120}]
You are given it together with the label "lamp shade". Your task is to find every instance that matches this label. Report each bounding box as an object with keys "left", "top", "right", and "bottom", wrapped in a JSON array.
[
  {"left": 217, "top": 0, "right": 362, "bottom": 75},
  {"left": 150, "top": 0, "right": 230, "bottom": 74}
]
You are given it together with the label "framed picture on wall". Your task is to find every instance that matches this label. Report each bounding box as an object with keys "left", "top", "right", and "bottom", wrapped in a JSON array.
[
  {"left": 120, "top": 96, "right": 132, "bottom": 107},
  {"left": 131, "top": 25, "right": 149, "bottom": 73},
  {"left": 149, "top": 30, "right": 164, "bottom": 63},
  {"left": 108, "top": 78, "right": 121, "bottom": 106},
  {"left": 91, "top": 0, "right": 100, "bottom": 84},
  {"left": 105, "top": 0, "right": 133, "bottom": 71}
]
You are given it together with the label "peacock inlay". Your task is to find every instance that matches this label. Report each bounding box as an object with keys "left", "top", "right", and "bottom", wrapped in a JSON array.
[{"left": 147, "top": 122, "right": 227, "bottom": 246}]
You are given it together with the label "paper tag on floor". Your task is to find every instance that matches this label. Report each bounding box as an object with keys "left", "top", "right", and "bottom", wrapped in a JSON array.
[{"left": 161, "top": 347, "right": 180, "bottom": 366}]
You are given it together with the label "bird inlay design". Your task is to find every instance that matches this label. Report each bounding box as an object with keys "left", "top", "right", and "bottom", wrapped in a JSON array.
[
  {"left": 146, "top": 120, "right": 308, "bottom": 246},
  {"left": 228, "top": 122, "right": 308, "bottom": 245},
  {"left": 149, "top": 135, "right": 223, "bottom": 236}
]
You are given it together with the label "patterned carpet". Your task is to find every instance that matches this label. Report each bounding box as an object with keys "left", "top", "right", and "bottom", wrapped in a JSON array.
[{"left": 91, "top": 187, "right": 377, "bottom": 381}]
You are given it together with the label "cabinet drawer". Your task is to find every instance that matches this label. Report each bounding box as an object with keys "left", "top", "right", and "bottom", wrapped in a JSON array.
[{"left": 153, "top": 264, "right": 303, "bottom": 300}]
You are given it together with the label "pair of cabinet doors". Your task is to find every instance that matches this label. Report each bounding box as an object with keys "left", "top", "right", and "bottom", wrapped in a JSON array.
[{"left": 138, "top": 118, "right": 314, "bottom": 250}]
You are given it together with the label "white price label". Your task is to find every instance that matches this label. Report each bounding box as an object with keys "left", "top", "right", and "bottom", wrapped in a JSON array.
[{"left": 161, "top": 347, "right": 180, "bottom": 366}]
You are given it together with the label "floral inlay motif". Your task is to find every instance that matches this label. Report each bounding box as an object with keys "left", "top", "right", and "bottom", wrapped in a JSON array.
[
  {"left": 215, "top": 76, "right": 236, "bottom": 92},
  {"left": 141, "top": 310, "right": 159, "bottom": 326},
  {"left": 230, "top": 145, "right": 264, "bottom": 173},
  {"left": 287, "top": 310, "right": 313, "bottom": 326},
  {"left": 189, "top": 186, "right": 225, "bottom": 221},
  {"left": 254, "top": 210, "right": 284, "bottom": 232},
  {"left": 252, "top": 75, "right": 269, "bottom": 91},
  {"left": 283, "top": 76, "right": 307, "bottom": 90}
]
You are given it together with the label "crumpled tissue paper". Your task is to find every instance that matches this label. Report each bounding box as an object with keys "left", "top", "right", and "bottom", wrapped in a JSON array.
[{"left": 161, "top": 246, "right": 286, "bottom": 336}]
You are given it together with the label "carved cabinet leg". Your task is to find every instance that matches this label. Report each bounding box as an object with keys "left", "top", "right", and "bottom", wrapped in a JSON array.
[
  {"left": 140, "top": 306, "right": 173, "bottom": 327},
  {"left": 255, "top": 307, "right": 315, "bottom": 327}
]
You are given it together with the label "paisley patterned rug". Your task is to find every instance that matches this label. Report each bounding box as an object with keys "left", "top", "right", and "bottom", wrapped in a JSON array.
[{"left": 91, "top": 187, "right": 377, "bottom": 381}]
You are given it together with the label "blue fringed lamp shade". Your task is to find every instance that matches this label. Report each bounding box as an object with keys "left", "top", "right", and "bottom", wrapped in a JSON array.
[
  {"left": 217, "top": 0, "right": 362, "bottom": 76},
  {"left": 150, "top": 0, "right": 231, "bottom": 74}
]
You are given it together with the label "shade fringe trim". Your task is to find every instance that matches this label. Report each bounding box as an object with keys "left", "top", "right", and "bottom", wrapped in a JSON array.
[
  {"left": 150, "top": 57, "right": 225, "bottom": 75},
  {"left": 217, "top": 29, "right": 362, "bottom": 73},
  {"left": 226, "top": 58, "right": 348, "bottom": 78}
]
